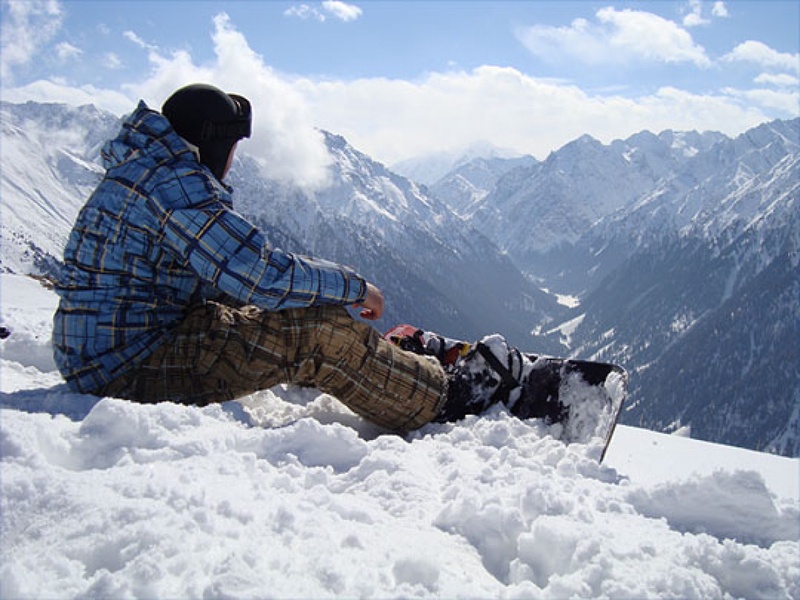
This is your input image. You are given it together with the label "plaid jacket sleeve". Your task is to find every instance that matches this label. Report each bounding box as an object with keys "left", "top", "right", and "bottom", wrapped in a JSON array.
[{"left": 154, "top": 172, "right": 367, "bottom": 310}]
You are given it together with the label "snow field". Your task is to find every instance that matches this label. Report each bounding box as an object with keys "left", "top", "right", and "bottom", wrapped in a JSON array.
[{"left": 1, "top": 274, "right": 798, "bottom": 598}]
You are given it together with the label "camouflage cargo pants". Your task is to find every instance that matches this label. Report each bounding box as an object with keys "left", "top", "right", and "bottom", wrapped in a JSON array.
[{"left": 102, "top": 302, "right": 447, "bottom": 432}]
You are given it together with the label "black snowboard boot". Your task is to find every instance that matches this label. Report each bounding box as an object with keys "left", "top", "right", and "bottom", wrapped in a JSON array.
[
  {"left": 385, "top": 326, "right": 568, "bottom": 425},
  {"left": 434, "top": 335, "right": 515, "bottom": 422}
]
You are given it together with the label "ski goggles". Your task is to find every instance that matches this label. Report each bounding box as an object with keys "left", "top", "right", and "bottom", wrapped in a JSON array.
[{"left": 200, "top": 93, "right": 252, "bottom": 141}]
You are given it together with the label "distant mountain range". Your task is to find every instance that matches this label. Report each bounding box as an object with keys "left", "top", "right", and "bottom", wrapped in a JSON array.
[
  {"left": 431, "top": 118, "right": 799, "bottom": 456},
  {"left": 1, "top": 100, "right": 797, "bottom": 455}
]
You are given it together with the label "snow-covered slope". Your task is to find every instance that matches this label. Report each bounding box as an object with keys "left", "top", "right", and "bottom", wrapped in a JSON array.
[
  {"left": 1, "top": 274, "right": 798, "bottom": 598},
  {"left": 0, "top": 102, "right": 118, "bottom": 274},
  {"left": 428, "top": 154, "right": 538, "bottom": 215},
  {"left": 585, "top": 119, "right": 799, "bottom": 251},
  {"left": 391, "top": 140, "right": 526, "bottom": 186}
]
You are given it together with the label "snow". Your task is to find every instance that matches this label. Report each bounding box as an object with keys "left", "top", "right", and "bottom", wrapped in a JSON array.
[
  {"left": 546, "top": 313, "right": 585, "bottom": 347},
  {"left": 555, "top": 292, "right": 580, "bottom": 309},
  {"left": 1, "top": 274, "right": 798, "bottom": 599}
]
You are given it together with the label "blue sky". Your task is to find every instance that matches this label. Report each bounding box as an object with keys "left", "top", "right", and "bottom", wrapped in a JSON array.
[{"left": 2, "top": 0, "right": 798, "bottom": 185}]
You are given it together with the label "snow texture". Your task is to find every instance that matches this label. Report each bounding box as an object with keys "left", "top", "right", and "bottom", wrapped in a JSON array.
[{"left": 2, "top": 274, "right": 798, "bottom": 599}]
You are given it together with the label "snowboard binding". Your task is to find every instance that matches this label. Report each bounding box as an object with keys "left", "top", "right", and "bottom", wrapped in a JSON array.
[{"left": 385, "top": 324, "right": 627, "bottom": 461}]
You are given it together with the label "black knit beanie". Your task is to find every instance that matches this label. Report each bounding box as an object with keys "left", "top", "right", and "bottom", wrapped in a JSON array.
[{"left": 162, "top": 83, "right": 252, "bottom": 180}]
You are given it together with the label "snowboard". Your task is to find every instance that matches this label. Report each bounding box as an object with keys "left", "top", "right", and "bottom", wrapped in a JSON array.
[
  {"left": 385, "top": 324, "right": 627, "bottom": 462},
  {"left": 513, "top": 355, "right": 627, "bottom": 462}
]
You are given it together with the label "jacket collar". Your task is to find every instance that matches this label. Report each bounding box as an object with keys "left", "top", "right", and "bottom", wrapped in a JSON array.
[{"left": 102, "top": 101, "right": 198, "bottom": 170}]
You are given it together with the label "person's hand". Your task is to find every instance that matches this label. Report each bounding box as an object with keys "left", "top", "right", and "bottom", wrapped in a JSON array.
[{"left": 354, "top": 282, "right": 384, "bottom": 321}]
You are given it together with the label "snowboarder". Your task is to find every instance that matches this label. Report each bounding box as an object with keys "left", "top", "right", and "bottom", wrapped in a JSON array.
[{"left": 52, "top": 83, "right": 623, "bottom": 442}]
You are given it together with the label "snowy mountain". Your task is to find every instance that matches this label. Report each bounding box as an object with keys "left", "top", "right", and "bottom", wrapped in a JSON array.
[
  {"left": 392, "top": 140, "right": 528, "bottom": 186},
  {"left": 433, "top": 119, "right": 799, "bottom": 456},
  {"left": 461, "top": 129, "right": 727, "bottom": 261},
  {"left": 1, "top": 273, "right": 798, "bottom": 598},
  {"left": 0, "top": 101, "right": 118, "bottom": 274},
  {"left": 428, "top": 154, "right": 538, "bottom": 215}
]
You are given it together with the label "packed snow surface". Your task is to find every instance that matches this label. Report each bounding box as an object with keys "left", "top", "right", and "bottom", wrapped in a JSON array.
[{"left": 1, "top": 274, "right": 798, "bottom": 599}]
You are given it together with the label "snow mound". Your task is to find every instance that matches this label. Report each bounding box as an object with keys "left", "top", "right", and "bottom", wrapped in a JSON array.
[{"left": 2, "top": 391, "right": 798, "bottom": 598}]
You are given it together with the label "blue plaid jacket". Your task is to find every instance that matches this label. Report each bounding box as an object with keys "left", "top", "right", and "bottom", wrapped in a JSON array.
[{"left": 53, "top": 102, "right": 367, "bottom": 394}]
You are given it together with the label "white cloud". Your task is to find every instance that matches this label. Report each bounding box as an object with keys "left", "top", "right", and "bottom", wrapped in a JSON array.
[
  {"left": 103, "top": 52, "right": 123, "bottom": 70},
  {"left": 683, "top": 0, "right": 729, "bottom": 26},
  {"left": 515, "top": 18, "right": 608, "bottom": 66},
  {"left": 682, "top": 0, "right": 708, "bottom": 27},
  {"left": 754, "top": 73, "right": 799, "bottom": 88},
  {"left": 124, "top": 30, "right": 158, "bottom": 52},
  {"left": 722, "top": 86, "right": 799, "bottom": 115},
  {"left": 55, "top": 41, "right": 81, "bottom": 62},
  {"left": 723, "top": 41, "right": 800, "bottom": 74},
  {"left": 517, "top": 7, "right": 711, "bottom": 68},
  {"left": 322, "top": 1, "right": 362, "bottom": 22},
  {"left": 0, "top": 78, "right": 133, "bottom": 114},
  {"left": 681, "top": 13, "right": 707, "bottom": 28},
  {"left": 284, "top": 4, "right": 325, "bottom": 22},
  {"left": 597, "top": 7, "right": 712, "bottom": 67},
  {"left": 297, "top": 66, "right": 772, "bottom": 165},
  {"left": 284, "top": 1, "right": 361, "bottom": 23},
  {"left": 712, "top": 2, "right": 729, "bottom": 18},
  {"left": 1, "top": 0, "right": 64, "bottom": 81}
]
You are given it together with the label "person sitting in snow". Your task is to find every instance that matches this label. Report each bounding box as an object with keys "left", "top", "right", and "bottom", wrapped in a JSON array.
[{"left": 52, "top": 83, "right": 575, "bottom": 431}]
